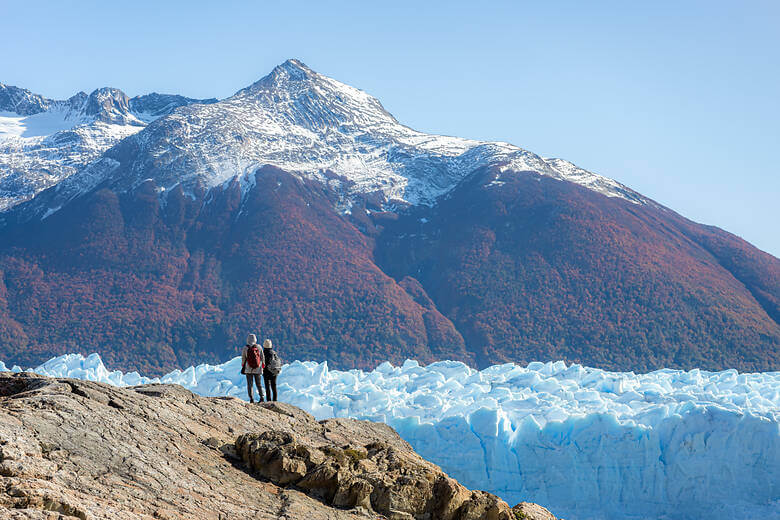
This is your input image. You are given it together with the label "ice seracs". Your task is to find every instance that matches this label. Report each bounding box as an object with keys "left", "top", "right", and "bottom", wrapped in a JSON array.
[{"left": 6, "top": 352, "right": 778, "bottom": 520}]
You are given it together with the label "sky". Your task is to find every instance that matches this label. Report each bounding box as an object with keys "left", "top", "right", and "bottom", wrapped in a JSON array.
[{"left": 1, "top": 0, "right": 778, "bottom": 256}]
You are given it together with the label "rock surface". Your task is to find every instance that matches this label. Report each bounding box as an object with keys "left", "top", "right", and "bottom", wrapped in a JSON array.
[
  {"left": 236, "top": 422, "right": 510, "bottom": 519},
  {"left": 0, "top": 372, "right": 557, "bottom": 519}
]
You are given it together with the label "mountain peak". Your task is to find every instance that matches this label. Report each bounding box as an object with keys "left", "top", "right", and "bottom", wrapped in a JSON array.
[
  {"left": 0, "top": 83, "right": 52, "bottom": 116},
  {"left": 276, "top": 58, "right": 312, "bottom": 76},
  {"left": 2, "top": 61, "right": 649, "bottom": 221},
  {"left": 232, "top": 58, "right": 398, "bottom": 132},
  {"left": 237, "top": 58, "right": 315, "bottom": 95},
  {"left": 82, "top": 87, "right": 134, "bottom": 124}
]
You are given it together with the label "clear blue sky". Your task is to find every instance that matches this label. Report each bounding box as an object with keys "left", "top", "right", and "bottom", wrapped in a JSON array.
[{"left": 1, "top": 1, "right": 778, "bottom": 256}]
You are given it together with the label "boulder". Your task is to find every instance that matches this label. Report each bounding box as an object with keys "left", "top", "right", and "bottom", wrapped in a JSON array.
[
  {"left": 512, "top": 502, "right": 559, "bottom": 520},
  {"left": 235, "top": 428, "right": 519, "bottom": 519}
]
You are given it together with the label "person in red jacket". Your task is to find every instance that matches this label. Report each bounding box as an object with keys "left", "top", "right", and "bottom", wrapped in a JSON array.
[{"left": 241, "top": 334, "right": 265, "bottom": 403}]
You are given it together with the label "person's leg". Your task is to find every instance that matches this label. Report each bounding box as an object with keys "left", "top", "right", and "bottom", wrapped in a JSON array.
[
  {"left": 271, "top": 375, "right": 278, "bottom": 402},
  {"left": 264, "top": 373, "right": 272, "bottom": 402},
  {"left": 254, "top": 374, "right": 264, "bottom": 401},
  {"left": 246, "top": 374, "right": 254, "bottom": 402}
]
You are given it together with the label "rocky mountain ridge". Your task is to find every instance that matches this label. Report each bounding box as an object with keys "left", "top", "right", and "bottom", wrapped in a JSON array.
[
  {"left": 0, "top": 371, "right": 556, "bottom": 520},
  {"left": 1, "top": 59, "right": 645, "bottom": 223},
  {"left": 0, "top": 82, "right": 217, "bottom": 123},
  {"left": 0, "top": 83, "right": 215, "bottom": 211}
]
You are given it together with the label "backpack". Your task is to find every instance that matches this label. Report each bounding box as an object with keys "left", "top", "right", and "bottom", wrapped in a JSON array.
[
  {"left": 245, "top": 344, "right": 262, "bottom": 369},
  {"left": 265, "top": 348, "right": 282, "bottom": 376}
]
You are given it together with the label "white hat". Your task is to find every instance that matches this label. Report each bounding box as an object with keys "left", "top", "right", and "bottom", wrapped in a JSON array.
[
  {"left": 263, "top": 339, "right": 273, "bottom": 349},
  {"left": 247, "top": 334, "right": 257, "bottom": 345}
]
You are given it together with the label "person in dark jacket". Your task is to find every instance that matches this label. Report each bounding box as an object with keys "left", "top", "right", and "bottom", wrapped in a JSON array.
[
  {"left": 262, "top": 338, "right": 281, "bottom": 402},
  {"left": 241, "top": 334, "right": 265, "bottom": 403}
]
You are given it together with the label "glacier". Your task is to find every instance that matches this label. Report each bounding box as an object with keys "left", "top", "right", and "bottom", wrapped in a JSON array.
[{"left": 2, "top": 353, "right": 778, "bottom": 520}]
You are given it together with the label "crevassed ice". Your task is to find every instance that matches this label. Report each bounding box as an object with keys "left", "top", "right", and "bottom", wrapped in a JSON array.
[{"left": 3, "top": 353, "right": 778, "bottom": 520}]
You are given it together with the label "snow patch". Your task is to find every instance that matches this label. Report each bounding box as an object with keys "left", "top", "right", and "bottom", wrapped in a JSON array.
[
  {"left": 41, "top": 205, "right": 62, "bottom": 220},
  {"left": 0, "top": 109, "right": 83, "bottom": 139}
]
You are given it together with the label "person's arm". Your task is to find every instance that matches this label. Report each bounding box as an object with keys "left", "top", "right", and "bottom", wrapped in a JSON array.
[{"left": 241, "top": 346, "right": 247, "bottom": 369}]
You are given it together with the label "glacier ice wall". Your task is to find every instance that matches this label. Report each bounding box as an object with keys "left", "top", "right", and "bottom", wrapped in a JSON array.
[{"left": 3, "top": 353, "right": 779, "bottom": 520}]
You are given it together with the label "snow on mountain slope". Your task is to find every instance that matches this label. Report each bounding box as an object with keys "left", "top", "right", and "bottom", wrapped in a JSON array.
[
  {"left": 541, "top": 157, "right": 646, "bottom": 204},
  {"left": 6, "top": 353, "right": 778, "bottom": 520},
  {"left": 0, "top": 83, "right": 215, "bottom": 211},
  {"left": 129, "top": 59, "right": 649, "bottom": 208},
  {"left": 8, "top": 59, "right": 649, "bottom": 220}
]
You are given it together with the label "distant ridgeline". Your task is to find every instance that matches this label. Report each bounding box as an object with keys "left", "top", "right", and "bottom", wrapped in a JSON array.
[
  {"left": 0, "top": 60, "right": 778, "bottom": 374},
  {"left": 5, "top": 353, "right": 779, "bottom": 520}
]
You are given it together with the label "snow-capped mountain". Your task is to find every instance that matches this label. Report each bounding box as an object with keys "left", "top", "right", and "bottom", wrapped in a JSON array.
[
  {"left": 0, "top": 60, "right": 777, "bottom": 378},
  {"left": 0, "top": 83, "right": 215, "bottom": 211},
  {"left": 1, "top": 59, "right": 645, "bottom": 221}
]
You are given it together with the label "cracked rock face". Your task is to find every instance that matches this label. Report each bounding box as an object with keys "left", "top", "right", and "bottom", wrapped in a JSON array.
[
  {"left": 236, "top": 427, "right": 512, "bottom": 520},
  {"left": 0, "top": 372, "right": 557, "bottom": 520}
]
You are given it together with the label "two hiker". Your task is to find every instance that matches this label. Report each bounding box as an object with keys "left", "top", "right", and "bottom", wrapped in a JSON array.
[{"left": 241, "top": 334, "right": 282, "bottom": 403}]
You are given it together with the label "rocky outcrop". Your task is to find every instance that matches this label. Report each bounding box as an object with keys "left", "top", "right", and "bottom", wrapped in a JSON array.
[
  {"left": 513, "top": 503, "right": 558, "bottom": 520},
  {"left": 0, "top": 372, "right": 557, "bottom": 519},
  {"left": 235, "top": 421, "right": 510, "bottom": 519},
  {"left": 0, "top": 84, "right": 52, "bottom": 115},
  {"left": 128, "top": 93, "right": 218, "bottom": 118}
]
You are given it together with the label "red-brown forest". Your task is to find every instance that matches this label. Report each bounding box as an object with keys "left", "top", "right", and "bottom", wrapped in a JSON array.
[{"left": 0, "top": 166, "right": 777, "bottom": 375}]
